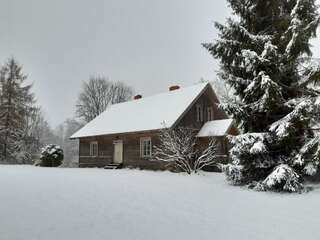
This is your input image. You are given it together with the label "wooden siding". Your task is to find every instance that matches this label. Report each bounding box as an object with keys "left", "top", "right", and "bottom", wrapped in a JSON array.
[
  {"left": 79, "top": 131, "right": 167, "bottom": 170},
  {"left": 177, "top": 86, "right": 227, "bottom": 130}
]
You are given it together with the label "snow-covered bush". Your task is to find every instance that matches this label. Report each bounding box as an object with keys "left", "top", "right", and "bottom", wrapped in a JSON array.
[
  {"left": 256, "top": 165, "right": 303, "bottom": 193},
  {"left": 153, "top": 126, "right": 218, "bottom": 174},
  {"left": 38, "top": 144, "right": 63, "bottom": 167}
]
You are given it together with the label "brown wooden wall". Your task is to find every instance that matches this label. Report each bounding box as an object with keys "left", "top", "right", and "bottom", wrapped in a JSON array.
[
  {"left": 197, "top": 137, "right": 229, "bottom": 164},
  {"left": 79, "top": 136, "right": 114, "bottom": 168},
  {"left": 79, "top": 131, "right": 167, "bottom": 170},
  {"left": 177, "top": 86, "right": 227, "bottom": 130}
]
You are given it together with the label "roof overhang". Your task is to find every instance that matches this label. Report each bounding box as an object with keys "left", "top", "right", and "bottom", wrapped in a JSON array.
[{"left": 197, "top": 119, "right": 234, "bottom": 137}]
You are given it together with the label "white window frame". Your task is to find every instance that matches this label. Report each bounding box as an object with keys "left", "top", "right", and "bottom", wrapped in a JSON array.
[
  {"left": 207, "top": 107, "right": 214, "bottom": 121},
  {"left": 196, "top": 104, "right": 203, "bottom": 122},
  {"left": 90, "top": 141, "right": 98, "bottom": 157},
  {"left": 140, "top": 137, "right": 152, "bottom": 158}
]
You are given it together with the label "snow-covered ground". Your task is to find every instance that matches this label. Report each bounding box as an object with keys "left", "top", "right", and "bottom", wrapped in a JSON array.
[{"left": 0, "top": 166, "right": 319, "bottom": 240}]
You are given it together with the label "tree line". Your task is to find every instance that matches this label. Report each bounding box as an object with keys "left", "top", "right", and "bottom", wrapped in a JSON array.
[{"left": 0, "top": 57, "right": 133, "bottom": 165}]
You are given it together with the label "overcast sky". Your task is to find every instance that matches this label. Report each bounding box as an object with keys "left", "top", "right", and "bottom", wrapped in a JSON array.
[{"left": 1, "top": 0, "right": 320, "bottom": 127}]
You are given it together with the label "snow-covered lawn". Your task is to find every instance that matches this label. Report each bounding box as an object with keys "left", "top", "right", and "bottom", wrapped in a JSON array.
[{"left": 0, "top": 166, "right": 319, "bottom": 240}]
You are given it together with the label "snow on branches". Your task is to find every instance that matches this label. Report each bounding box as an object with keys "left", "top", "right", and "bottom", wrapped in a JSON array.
[
  {"left": 204, "top": 0, "right": 320, "bottom": 192},
  {"left": 0, "top": 58, "right": 37, "bottom": 163},
  {"left": 269, "top": 98, "right": 314, "bottom": 139},
  {"left": 294, "top": 135, "right": 320, "bottom": 174},
  {"left": 285, "top": 0, "right": 320, "bottom": 57},
  {"left": 222, "top": 164, "right": 243, "bottom": 185},
  {"left": 226, "top": 133, "right": 274, "bottom": 179},
  {"left": 38, "top": 144, "right": 64, "bottom": 167},
  {"left": 244, "top": 71, "right": 285, "bottom": 112},
  {"left": 153, "top": 126, "right": 219, "bottom": 174},
  {"left": 299, "top": 57, "right": 320, "bottom": 88},
  {"left": 256, "top": 164, "right": 303, "bottom": 193},
  {"left": 229, "top": 133, "right": 269, "bottom": 161}
]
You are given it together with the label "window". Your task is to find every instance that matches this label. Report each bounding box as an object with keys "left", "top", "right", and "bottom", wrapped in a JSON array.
[
  {"left": 196, "top": 104, "right": 203, "bottom": 122},
  {"left": 140, "top": 137, "right": 152, "bottom": 157},
  {"left": 90, "top": 141, "right": 98, "bottom": 156},
  {"left": 207, "top": 107, "right": 214, "bottom": 121}
]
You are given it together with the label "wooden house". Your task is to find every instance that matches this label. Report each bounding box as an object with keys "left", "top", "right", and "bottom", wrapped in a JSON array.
[{"left": 70, "top": 83, "right": 237, "bottom": 170}]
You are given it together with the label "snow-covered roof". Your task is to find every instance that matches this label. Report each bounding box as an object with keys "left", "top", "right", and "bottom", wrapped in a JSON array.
[
  {"left": 71, "top": 83, "right": 210, "bottom": 139},
  {"left": 197, "top": 119, "right": 234, "bottom": 137}
]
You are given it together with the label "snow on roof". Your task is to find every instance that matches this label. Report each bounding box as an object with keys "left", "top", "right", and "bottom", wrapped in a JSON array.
[
  {"left": 71, "top": 83, "right": 209, "bottom": 139},
  {"left": 197, "top": 119, "right": 234, "bottom": 137}
]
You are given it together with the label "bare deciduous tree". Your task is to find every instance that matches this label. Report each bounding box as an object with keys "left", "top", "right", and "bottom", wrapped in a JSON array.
[
  {"left": 27, "top": 108, "right": 57, "bottom": 151},
  {"left": 76, "top": 76, "right": 134, "bottom": 122},
  {"left": 110, "top": 81, "right": 134, "bottom": 104},
  {"left": 153, "top": 126, "right": 218, "bottom": 174}
]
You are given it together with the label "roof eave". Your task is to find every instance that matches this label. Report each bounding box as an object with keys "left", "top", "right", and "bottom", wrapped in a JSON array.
[{"left": 69, "top": 128, "right": 164, "bottom": 140}]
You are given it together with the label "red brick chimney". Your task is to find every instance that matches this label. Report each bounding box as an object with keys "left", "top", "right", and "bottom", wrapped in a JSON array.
[
  {"left": 134, "top": 94, "right": 142, "bottom": 100},
  {"left": 169, "top": 85, "right": 180, "bottom": 91}
]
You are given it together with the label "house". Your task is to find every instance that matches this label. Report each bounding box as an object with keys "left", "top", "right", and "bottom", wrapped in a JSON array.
[{"left": 70, "top": 83, "right": 237, "bottom": 170}]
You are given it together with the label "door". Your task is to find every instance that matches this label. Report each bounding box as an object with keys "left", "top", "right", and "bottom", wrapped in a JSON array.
[{"left": 113, "top": 140, "right": 123, "bottom": 164}]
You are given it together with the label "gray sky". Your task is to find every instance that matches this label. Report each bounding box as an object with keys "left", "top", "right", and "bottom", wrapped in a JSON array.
[{"left": 1, "top": 0, "right": 320, "bottom": 126}]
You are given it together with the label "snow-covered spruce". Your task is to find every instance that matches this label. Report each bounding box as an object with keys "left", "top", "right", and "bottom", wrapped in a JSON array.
[
  {"left": 255, "top": 164, "right": 303, "bottom": 193},
  {"left": 38, "top": 144, "right": 64, "bottom": 167},
  {"left": 0, "top": 58, "right": 38, "bottom": 163},
  {"left": 204, "top": 0, "right": 320, "bottom": 192},
  {"left": 294, "top": 135, "right": 320, "bottom": 173},
  {"left": 222, "top": 164, "right": 243, "bottom": 185}
]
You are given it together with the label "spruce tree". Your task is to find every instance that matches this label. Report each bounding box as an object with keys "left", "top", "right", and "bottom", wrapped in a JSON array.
[
  {"left": 0, "top": 58, "right": 35, "bottom": 163},
  {"left": 204, "top": 0, "right": 320, "bottom": 191}
]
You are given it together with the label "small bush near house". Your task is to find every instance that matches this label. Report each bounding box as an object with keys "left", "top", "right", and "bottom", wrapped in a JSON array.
[
  {"left": 154, "top": 126, "right": 218, "bottom": 174},
  {"left": 38, "top": 144, "right": 64, "bottom": 167}
]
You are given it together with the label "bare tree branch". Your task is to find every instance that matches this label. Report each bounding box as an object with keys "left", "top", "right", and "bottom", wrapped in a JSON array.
[
  {"left": 153, "top": 125, "right": 219, "bottom": 174},
  {"left": 76, "top": 76, "right": 134, "bottom": 122}
]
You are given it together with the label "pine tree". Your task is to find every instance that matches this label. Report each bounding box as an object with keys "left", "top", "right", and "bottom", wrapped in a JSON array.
[
  {"left": 204, "top": 0, "right": 320, "bottom": 191},
  {"left": 0, "top": 58, "right": 35, "bottom": 163}
]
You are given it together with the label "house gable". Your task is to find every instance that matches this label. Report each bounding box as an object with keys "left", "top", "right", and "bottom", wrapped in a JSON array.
[{"left": 172, "top": 83, "right": 228, "bottom": 130}]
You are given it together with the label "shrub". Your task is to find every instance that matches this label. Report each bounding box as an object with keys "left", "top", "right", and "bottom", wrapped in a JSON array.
[
  {"left": 39, "top": 144, "right": 64, "bottom": 167},
  {"left": 153, "top": 126, "right": 218, "bottom": 174}
]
